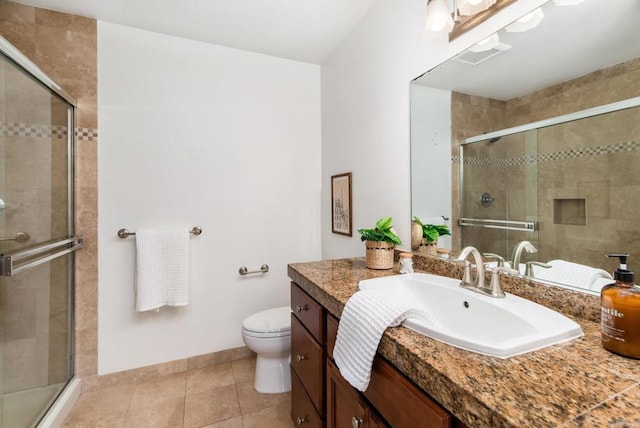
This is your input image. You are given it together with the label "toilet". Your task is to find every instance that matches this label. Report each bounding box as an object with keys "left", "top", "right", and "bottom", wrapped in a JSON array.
[{"left": 241, "top": 306, "right": 292, "bottom": 394}]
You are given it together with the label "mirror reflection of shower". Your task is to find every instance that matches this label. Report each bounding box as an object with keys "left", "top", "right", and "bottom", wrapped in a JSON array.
[{"left": 480, "top": 192, "right": 495, "bottom": 207}]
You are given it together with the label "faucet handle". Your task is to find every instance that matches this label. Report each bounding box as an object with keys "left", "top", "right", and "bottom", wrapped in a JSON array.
[
  {"left": 525, "top": 261, "right": 552, "bottom": 277},
  {"left": 451, "top": 259, "right": 474, "bottom": 287},
  {"left": 482, "top": 253, "right": 505, "bottom": 267},
  {"left": 488, "top": 266, "right": 519, "bottom": 298}
]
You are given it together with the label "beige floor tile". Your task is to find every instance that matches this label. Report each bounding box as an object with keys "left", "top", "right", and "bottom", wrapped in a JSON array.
[
  {"left": 183, "top": 384, "right": 241, "bottom": 428},
  {"left": 123, "top": 397, "right": 185, "bottom": 428},
  {"left": 202, "top": 416, "right": 244, "bottom": 427},
  {"left": 62, "top": 414, "right": 126, "bottom": 428},
  {"left": 129, "top": 372, "right": 186, "bottom": 410},
  {"left": 231, "top": 356, "right": 256, "bottom": 383},
  {"left": 62, "top": 383, "right": 135, "bottom": 426},
  {"left": 236, "top": 380, "right": 290, "bottom": 415},
  {"left": 186, "top": 362, "right": 235, "bottom": 396},
  {"left": 242, "top": 401, "right": 294, "bottom": 428}
]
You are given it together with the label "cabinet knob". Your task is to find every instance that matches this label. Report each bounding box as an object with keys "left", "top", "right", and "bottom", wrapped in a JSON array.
[
  {"left": 296, "top": 354, "right": 307, "bottom": 362},
  {"left": 352, "top": 417, "right": 363, "bottom": 428},
  {"left": 295, "top": 304, "right": 309, "bottom": 313},
  {"left": 296, "top": 416, "right": 308, "bottom": 425}
]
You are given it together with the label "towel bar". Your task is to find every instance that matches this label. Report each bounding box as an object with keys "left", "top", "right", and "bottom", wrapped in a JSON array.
[{"left": 117, "top": 226, "right": 202, "bottom": 238}]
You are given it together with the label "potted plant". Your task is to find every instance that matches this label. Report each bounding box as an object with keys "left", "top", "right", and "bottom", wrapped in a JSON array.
[
  {"left": 358, "top": 216, "right": 402, "bottom": 269},
  {"left": 412, "top": 216, "right": 450, "bottom": 255}
]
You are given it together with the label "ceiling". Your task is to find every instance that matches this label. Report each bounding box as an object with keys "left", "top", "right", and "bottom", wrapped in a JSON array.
[
  {"left": 14, "top": 0, "right": 378, "bottom": 64},
  {"left": 414, "top": 0, "right": 640, "bottom": 100}
]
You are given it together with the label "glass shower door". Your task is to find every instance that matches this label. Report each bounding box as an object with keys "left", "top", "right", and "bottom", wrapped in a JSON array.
[
  {"left": 0, "top": 50, "right": 79, "bottom": 427},
  {"left": 460, "top": 129, "right": 539, "bottom": 266}
]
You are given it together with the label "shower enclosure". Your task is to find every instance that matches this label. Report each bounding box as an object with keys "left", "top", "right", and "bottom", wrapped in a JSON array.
[
  {"left": 0, "top": 38, "right": 82, "bottom": 427},
  {"left": 460, "top": 97, "right": 640, "bottom": 274}
]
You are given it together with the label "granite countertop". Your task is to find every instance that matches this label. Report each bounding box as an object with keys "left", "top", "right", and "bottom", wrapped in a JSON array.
[{"left": 288, "top": 257, "right": 640, "bottom": 427}]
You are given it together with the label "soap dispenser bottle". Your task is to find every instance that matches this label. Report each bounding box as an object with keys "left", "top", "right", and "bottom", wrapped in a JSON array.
[{"left": 601, "top": 253, "right": 640, "bottom": 358}]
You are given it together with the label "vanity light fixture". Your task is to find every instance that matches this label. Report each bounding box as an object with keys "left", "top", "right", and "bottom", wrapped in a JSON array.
[
  {"left": 424, "top": 0, "right": 455, "bottom": 37},
  {"left": 458, "top": 0, "right": 497, "bottom": 16},
  {"left": 505, "top": 7, "right": 545, "bottom": 32},
  {"left": 468, "top": 33, "right": 500, "bottom": 52}
]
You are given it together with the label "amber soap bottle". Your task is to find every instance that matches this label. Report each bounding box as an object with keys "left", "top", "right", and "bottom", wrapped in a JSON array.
[{"left": 601, "top": 253, "right": 640, "bottom": 359}]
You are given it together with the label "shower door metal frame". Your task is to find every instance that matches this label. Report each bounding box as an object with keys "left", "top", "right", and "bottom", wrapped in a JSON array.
[{"left": 0, "top": 35, "right": 82, "bottom": 420}]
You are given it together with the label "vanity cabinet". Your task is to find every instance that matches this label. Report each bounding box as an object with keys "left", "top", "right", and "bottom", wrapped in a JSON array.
[
  {"left": 291, "top": 283, "right": 326, "bottom": 425},
  {"left": 291, "top": 282, "right": 466, "bottom": 428}
]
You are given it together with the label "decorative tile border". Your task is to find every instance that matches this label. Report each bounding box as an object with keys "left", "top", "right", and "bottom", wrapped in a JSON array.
[
  {"left": 458, "top": 140, "right": 639, "bottom": 166},
  {"left": 1, "top": 122, "right": 98, "bottom": 142}
]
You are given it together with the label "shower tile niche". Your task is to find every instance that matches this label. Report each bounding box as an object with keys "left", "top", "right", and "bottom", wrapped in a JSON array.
[{"left": 553, "top": 198, "right": 587, "bottom": 225}]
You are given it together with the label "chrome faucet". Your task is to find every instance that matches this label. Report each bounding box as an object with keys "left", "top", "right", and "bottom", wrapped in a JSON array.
[
  {"left": 511, "top": 241, "right": 538, "bottom": 272},
  {"left": 456, "top": 246, "right": 487, "bottom": 291},
  {"left": 457, "top": 246, "right": 515, "bottom": 298}
]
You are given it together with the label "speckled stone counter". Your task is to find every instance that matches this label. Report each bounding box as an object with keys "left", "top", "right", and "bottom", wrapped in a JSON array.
[{"left": 288, "top": 256, "right": 640, "bottom": 427}]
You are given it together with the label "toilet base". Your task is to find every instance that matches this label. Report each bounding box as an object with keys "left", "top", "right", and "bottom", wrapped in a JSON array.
[{"left": 254, "top": 354, "right": 291, "bottom": 394}]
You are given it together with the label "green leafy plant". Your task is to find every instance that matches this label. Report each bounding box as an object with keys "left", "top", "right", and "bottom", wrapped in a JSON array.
[
  {"left": 413, "top": 216, "right": 450, "bottom": 243},
  {"left": 358, "top": 216, "right": 402, "bottom": 245}
]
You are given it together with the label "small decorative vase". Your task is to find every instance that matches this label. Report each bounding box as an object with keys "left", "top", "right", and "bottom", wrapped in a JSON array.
[
  {"left": 411, "top": 221, "right": 423, "bottom": 251},
  {"left": 365, "top": 240, "right": 395, "bottom": 269},
  {"left": 418, "top": 238, "right": 438, "bottom": 256}
]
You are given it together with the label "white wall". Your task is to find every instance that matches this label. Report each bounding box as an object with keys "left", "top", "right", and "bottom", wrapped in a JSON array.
[
  {"left": 410, "top": 85, "right": 452, "bottom": 249},
  {"left": 97, "top": 22, "right": 321, "bottom": 374},
  {"left": 321, "top": 0, "right": 547, "bottom": 259}
]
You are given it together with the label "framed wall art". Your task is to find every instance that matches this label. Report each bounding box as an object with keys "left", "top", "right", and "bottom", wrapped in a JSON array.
[{"left": 331, "top": 172, "right": 352, "bottom": 236}]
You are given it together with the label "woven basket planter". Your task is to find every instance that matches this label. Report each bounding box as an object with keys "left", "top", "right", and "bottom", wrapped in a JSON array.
[
  {"left": 365, "top": 240, "right": 395, "bottom": 269},
  {"left": 418, "top": 238, "right": 438, "bottom": 255}
]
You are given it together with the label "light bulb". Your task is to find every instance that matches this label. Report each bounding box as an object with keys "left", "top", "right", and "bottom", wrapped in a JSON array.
[
  {"left": 505, "top": 7, "right": 544, "bottom": 32},
  {"left": 468, "top": 33, "right": 500, "bottom": 52},
  {"left": 458, "top": 0, "right": 497, "bottom": 16},
  {"left": 424, "top": 0, "right": 454, "bottom": 36}
]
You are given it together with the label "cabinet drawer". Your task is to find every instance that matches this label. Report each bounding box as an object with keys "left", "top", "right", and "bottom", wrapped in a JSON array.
[
  {"left": 291, "top": 314, "right": 324, "bottom": 414},
  {"left": 292, "top": 370, "right": 323, "bottom": 428},
  {"left": 291, "top": 283, "right": 325, "bottom": 343},
  {"left": 365, "top": 357, "right": 452, "bottom": 428}
]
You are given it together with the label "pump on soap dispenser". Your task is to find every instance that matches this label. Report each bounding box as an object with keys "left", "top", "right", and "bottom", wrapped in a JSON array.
[{"left": 601, "top": 253, "right": 640, "bottom": 358}]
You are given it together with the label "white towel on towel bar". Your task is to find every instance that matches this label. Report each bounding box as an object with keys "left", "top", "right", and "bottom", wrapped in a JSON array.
[
  {"left": 135, "top": 229, "right": 190, "bottom": 312},
  {"left": 333, "top": 289, "right": 431, "bottom": 391}
]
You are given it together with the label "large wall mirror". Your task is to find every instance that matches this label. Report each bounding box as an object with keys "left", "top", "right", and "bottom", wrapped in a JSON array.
[{"left": 411, "top": 0, "right": 640, "bottom": 295}]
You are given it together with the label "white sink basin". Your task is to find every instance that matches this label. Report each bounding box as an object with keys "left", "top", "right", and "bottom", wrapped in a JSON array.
[{"left": 358, "top": 273, "right": 583, "bottom": 358}]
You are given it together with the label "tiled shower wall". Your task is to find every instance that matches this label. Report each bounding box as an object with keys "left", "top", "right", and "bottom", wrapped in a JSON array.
[
  {"left": 0, "top": 1, "right": 98, "bottom": 378},
  {"left": 453, "top": 57, "right": 640, "bottom": 268}
]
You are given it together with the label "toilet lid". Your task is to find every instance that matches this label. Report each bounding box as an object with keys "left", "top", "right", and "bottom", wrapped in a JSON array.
[{"left": 242, "top": 306, "right": 291, "bottom": 334}]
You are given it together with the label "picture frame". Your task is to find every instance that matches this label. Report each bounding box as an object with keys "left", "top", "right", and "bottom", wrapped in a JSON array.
[{"left": 331, "top": 172, "right": 352, "bottom": 236}]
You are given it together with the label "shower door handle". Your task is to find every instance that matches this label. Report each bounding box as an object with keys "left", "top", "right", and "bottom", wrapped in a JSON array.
[{"left": 0, "top": 235, "right": 83, "bottom": 276}]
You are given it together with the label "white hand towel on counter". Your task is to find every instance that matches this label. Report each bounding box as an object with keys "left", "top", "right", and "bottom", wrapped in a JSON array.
[
  {"left": 533, "top": 259, "right": 612, "bottom": 291},
  {"left": 333, "top": 289, "right": 430, "bottom": 391},
  {"left": 135, "top": 229, "right": 190, "bottom": 312}
]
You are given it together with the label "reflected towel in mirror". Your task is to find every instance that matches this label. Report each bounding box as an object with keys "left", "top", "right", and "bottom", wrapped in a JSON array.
[{"left": 533, "top": 259, "right": 612, "bottom": 291}]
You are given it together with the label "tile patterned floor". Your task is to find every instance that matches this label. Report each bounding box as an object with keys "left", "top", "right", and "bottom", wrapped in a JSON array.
[{"left": 62, "top": 357, "right": 294, "bottom": 427}]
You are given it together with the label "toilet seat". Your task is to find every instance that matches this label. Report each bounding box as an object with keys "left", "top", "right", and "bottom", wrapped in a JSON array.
[{"left": 242, "top": 306, "right": 291, "bottom": 338}]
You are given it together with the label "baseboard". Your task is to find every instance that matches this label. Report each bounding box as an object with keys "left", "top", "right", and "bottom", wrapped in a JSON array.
[{"left": 81, "top": 345, "right": 254, "bottom": 394}]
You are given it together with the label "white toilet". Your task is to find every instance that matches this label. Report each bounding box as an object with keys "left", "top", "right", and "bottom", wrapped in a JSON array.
[{"left": 241, "top": 306, "right": 292, "bottom": 394}]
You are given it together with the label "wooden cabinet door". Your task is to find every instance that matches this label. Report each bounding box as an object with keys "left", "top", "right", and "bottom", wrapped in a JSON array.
[{"left": 326, "top": 360, "right": 367, "bottom": 428}]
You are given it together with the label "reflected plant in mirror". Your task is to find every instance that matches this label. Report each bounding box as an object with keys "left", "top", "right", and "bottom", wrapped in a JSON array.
[{"left": 410, "top": 0, "right": 640, "bottom": 294}]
